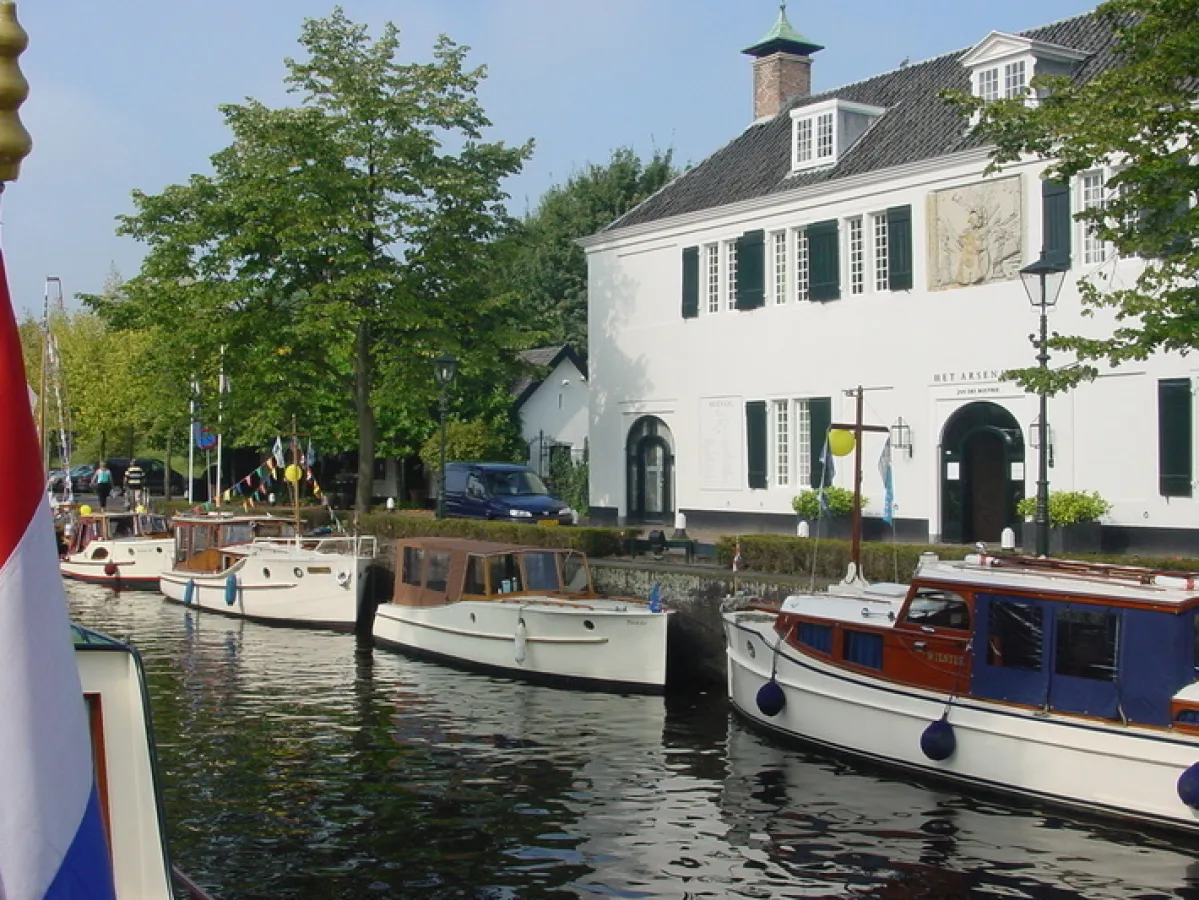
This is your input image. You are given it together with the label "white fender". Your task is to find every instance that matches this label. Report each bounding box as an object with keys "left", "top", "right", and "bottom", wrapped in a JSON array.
[{"left": 514, "top": 616, "right": 528, "bottom": 665}]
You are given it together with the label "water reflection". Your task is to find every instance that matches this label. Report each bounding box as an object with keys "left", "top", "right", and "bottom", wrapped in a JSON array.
[{"left": 66, "top": 584, "right": 1199, "bottom": 900}]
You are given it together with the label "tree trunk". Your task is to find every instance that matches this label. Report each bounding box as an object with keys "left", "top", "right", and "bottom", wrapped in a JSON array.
[{"left": 354, "top": 317, "right": 375, "bottom": 514}]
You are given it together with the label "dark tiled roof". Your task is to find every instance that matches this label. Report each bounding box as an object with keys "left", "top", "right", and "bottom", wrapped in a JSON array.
[
  {"left": 606, "top": 11, "right": 1119, "bottom": 232},
  {"left": 513, "top": 344, "right": 588, "bottom": 410}
]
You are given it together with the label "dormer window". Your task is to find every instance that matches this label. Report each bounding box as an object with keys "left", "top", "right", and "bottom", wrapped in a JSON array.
[
  {"left": 962, "top": 31, "right": 1087, "bottom": 105},
  {"left": 790, "top": 99, "right": 885, "bottom": 173}
]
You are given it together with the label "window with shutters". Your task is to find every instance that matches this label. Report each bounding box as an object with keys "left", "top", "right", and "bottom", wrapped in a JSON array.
[
  {"left": 872, "top": 213, "right": 889, "bottom": 291},
  {"left": 705, "top": 244, "right": 720, "bottom": 314},
  {"left": 808, "top": 220, "right": 841, "bottom": 302},
  {"left": 848, "top": 216, "right": 865, "bottom": 295},
  {"left": 746, "top": 401, "right": 768, "bottom": 490},
  {"left": 794, "top": 227, "right": 810, "bottom": 302},
  {"left": 725, "top": 240, "right": 739, "bottom": 310},
  {"left": 1158, "top": 378, "right": 1193, "bottom": 497},
  {"left": 771, "top": 231, "right": 789, "bottom": 304},
  {"left": 773, "top": 400, "right": 790, "bottom": 487},
  {"left": 794, "top": 400, "right": 812, "bottom": 488},
  {"left": 1081, "top": 171, "right": 1108, "bottom": 265}
]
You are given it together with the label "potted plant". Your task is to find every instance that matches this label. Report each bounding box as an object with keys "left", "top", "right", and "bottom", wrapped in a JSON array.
[
  {"left": 1015, "top": 490, "right": 1111, "bottom": 554},
  {"left": 792, "top": 487, "right": 868, "bottom": 540}
]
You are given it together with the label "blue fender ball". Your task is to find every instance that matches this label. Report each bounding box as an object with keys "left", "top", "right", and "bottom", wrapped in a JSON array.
[
  {"left": 183, "top": 580, "right": 195, "bottom": 606},
  {"left": 756, "top": 679, "right": 786, "bottom": 717},
  {"left": 1177, "top": 762, "right": 1199, "bottom": 809},
  {"left": 921, "top": 716, "right": 956, "bottom": 761}
]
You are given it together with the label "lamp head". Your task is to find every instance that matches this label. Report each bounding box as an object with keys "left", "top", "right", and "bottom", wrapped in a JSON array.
[
  {"left": 433, "top": 354, "right": 458, "bottom": 387},
  {"left": 1019, "top": 256, "right": 1068, "bottom": 309}
]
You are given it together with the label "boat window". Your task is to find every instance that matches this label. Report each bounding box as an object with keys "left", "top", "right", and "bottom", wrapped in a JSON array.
[
  {"left": 139, "top": 514, "right": 168, "bottom": 533},
  {"left": 797, "top": 621, "right": 832, "bottom": 654},
  {"left": 843, "top": 630, "right": 883, "bottom": 669},
  {"left": 903, "top": 588, "right": 970, "bottom": 630},
  {"left": 193, "top": 527, "right": 212, "bottom": 554},
  {"left": 490, "top": 554, "right": 522, "bottom": 594},
  {"left": 561, "top": 553, "right": 590, "bottom": 594},
  {"left": 523, "top": 552, "right": 561, "bottom": 592},
  {"left": 402, "top": 546, "right": 424, "bottom": 587},
  {"left": 223, "top": 524, "right": 254, "bottom": 546},
  {"left": 464, "top": 556, "right": 487, "bottom": 595},
  {"left": 425, "top": 551, "right": 451, "bottom": 593},
  {"left": 987, "top": 600, "right": 1043, "bottom": 670},
  {"left": 1055, "top": 608, "right": 1119, "bottom": 682},
  {"left": 109, "top": 517, "right": 135, "bottom": 539},
  {"left": 174, "top": 529, "right": 189, "bottom": 562}
]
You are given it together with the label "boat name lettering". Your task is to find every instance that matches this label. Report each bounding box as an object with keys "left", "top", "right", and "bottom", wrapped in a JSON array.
[{"left": 926, "top": 651, "right": 963, "bottom": 665}]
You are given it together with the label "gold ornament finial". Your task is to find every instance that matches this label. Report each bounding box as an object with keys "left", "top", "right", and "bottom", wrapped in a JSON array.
[{"left": 0, "top": 1, "right": 31, "bottom": 183}]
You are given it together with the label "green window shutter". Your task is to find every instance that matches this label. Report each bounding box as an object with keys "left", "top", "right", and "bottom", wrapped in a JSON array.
[
  {"left": 1041, "top": 179, "right": 1072, "bottom": 269},
  {"left": 681, "top": 246, "right": 699, "bottom": 319},
  {"left": 746, "top": 401, "right": 767, "bottom": 489},
  {"left": 886, "top": 205, "right": 913, "bottom": 291},
  {"left": 808, "top": 220, "right": 840, "bottom": 302},
  {"left": 1159, "top": 378, "right": 1193, "bottom": 497},
  {"left": 809, "top": 396, "right": 831, "bottom": 487},
  {"left": 735, "top": 230, "right": 766, "bottom": 310}
]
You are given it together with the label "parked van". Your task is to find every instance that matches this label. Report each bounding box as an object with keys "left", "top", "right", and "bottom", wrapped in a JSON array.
[{"left": 443, "top": 462, "right": 574, "bottom": 525}]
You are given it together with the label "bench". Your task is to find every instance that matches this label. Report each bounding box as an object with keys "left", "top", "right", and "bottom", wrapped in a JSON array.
[{"left": 625, "top": 534, "right": 697, "bottom": 564}]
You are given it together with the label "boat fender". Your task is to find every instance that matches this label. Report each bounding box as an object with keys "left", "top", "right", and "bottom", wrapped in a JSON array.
[
  {"left": 337, "top": 570, "right": 351, "bottom": 588},
  {"left": 920, "top": 715, "right": 956, "bottom": 762},
  {"left": 1177, "top": 763, "right": 1199, "bottom": 809},
  {"left": 224, "top": 574, "right": 238, "bottom": 606},
  {"left": 103, "top": 562, "right": 118, "bottom": 577},
  {"left": 183, "top": 579, "right": 195, "bottom": 606},
  {"left": 515, "top": 617, "right": 528, "bottom": 665},
  {"left": 756, "top": 679, "right": 786, "bottom": 717}
]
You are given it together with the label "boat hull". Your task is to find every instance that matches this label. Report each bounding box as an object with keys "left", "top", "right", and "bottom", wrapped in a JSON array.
[
  {"left": 160, "top": 544, "right": 375, "bottom": 632},
  {"left": 723, "top": 610, "right": 1199, "bottom": 834},
  {"left": 374, "top": 599, "right": 670, "bottom": 693},
  {"left": 61, "top": 537, "right": 174, "bottom": 592}
]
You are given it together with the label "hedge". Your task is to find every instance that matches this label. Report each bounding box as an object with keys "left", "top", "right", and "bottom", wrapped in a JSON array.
[{"left": 714, "top": 534, "right": 1199, "bottom": 583}]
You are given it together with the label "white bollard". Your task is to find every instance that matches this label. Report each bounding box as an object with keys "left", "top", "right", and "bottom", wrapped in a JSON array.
[
  {"left": 386, "top": 497, "right": 396, "bottom": 511},
  {"left": 797, "top": 520, "right": 810, "bottom": 538},
  {"left": 671, "top": 510, "right": 688, "bottom": 540},
  {"left": 1001, "top": 526, "right": 1016, "bottom": 551}
]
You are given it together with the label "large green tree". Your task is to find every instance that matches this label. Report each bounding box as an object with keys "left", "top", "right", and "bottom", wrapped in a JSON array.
[
  {"left": 953, "top": 0, "right": 1198, "bottom": 394},
  {"left": 97, "top": 9, "right": 532, "bottom": 511},
  {"left": 504, "top": 147, "right": 679, "bottom": 354}
]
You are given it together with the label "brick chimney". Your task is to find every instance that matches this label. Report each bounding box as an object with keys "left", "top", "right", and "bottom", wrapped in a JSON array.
[{"left": 743, "top": 3, "right": 824, "bottom": 121}]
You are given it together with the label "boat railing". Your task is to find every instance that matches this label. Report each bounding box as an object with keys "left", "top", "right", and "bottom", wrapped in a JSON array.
[{"left": 960, "top": 552, "right": 1199, "bottom": 590}]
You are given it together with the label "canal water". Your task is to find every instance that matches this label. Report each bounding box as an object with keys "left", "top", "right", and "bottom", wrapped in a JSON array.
[{"left": 66, "top": 582, "right": 1199, "bottom": 900}]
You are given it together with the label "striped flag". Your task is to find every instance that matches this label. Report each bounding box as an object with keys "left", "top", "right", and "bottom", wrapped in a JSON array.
[
  {"left": 0, "top": 251, "right": 117, "bottom": 896},
  {"left": 879, "top": 437, "right": 895, "bottom": 525}
]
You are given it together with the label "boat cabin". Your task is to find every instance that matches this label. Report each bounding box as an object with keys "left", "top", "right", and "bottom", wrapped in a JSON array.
[
  {"left": 171, "top": 513, "right": 297, "bottom": 573},
  {"left": 67, "top": 512, "right": 171, "bottom": 558},
  {"left": 392, "top": 538, "right": 597, "bottom": 607},
  {"left": 777, "top": 553, "right": 1199, "bottom": 730}
]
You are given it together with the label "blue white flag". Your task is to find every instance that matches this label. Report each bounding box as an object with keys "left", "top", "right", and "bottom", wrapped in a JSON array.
[
  {"left": 818, "top": 435, "right": 835, "bottom": 518},
  {"left": 306, "top": 440, "right": 316, "bottom": 468},
  {"left": 879, "top": 437, "right": 895, "bottom": 525},
  {"left": 0, "top": 251, "right": 117, "bottom": 898},
  {"left": 273, "top": 436, "right": 286, "bottom": 469},
  {"left": 649, "top": 581, "right": 663, "bottom": 613}
]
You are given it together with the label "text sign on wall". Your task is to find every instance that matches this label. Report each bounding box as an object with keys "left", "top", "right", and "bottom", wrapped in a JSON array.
[{"left": 700, "top": 397, "right": 741, "bottom": 491}]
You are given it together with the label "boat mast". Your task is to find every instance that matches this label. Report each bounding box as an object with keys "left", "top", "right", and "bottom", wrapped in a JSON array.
[
  {"left": 830, "top": 386, "right": 888, "bottom": 573},
  {"left": 290, "top": 414, "right": 301, "bottom": 540}
]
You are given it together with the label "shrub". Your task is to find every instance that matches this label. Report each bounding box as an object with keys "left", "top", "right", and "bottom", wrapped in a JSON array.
[
  {"left": 419, "top": 419, "right": 521, "bottom": 475},
  {"left": 548, "top": 446, "right": 589, "bottom": 518},
  {"left": 1015, "top": 490, "right": 1111, "bottom": 526},
  {"left": 352, "top": 512, "right": 634, "bottom": 557},
  {"left": 792, "top": 486, "right": 867, "bottom": 520}
]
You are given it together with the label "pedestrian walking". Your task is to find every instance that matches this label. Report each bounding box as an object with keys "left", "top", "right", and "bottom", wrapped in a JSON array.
[
  {"left": 124, "top": 458, "right": 146, "bottom": 510},
  {"left": 91, "top": 460, "right": 113, "bottom": 510}
]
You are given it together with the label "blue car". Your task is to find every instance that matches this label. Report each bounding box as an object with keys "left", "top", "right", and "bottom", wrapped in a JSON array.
[{"left": 443, "top": 462, "right": 574, "bottom": 525}]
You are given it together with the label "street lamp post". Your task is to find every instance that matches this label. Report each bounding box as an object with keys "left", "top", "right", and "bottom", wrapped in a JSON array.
[
  {"left": 433, "top": 354, "right": 458, "bottom": 519},
  {"left": 1019, "top": 256, "right": 1068, "bottom": 557}
]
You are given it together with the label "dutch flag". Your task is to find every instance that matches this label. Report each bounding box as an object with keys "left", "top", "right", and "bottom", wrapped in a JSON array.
[{"left": 0, "top": 249, "right": 116, "bottom": 898}]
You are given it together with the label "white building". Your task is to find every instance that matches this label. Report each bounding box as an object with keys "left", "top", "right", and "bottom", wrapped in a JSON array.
[
  {"left": 515, "top": 345, "right": 589, "bottom": 477},
  {"left": 581, "top": 7, "right": 1197, "bottom": 553}
]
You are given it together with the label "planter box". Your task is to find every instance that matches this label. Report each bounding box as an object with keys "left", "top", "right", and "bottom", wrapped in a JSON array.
[{"left": 1050, "top": 521, "right": 1102, "bottom": 555}]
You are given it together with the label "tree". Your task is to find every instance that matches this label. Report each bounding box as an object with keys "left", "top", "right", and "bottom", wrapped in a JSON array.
[
  {"left": 97, "top": 9, "right": 532, "bottom": 512},
  {"left": 949, "top": 0, "right": 1198, "bottom": 394},
  {"left": 504, "top": 147, "right": 679, "bottom": 354}
]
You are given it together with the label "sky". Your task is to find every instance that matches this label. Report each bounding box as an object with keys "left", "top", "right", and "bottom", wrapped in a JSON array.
[{"left": 4, "top": 0, "right": 1098, "bottom": 318}]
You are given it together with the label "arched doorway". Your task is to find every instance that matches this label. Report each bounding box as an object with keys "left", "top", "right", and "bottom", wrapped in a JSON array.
[
  {"left": 626, "top": 416, "right": 675, "bottom": 523},
  {"left": 940, "top": 401, "right": 1025, "bottom": 544}
]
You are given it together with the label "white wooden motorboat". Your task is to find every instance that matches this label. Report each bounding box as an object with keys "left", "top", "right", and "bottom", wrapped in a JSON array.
[
  {"left": 60, "top": 510, "right": 173, "bottom": 591},
  {"left": 724, "top": 550, "right": 1199, "bottom": 835},
  {"left": 373, "top": 538, "right": 671, "bottom": 693},
  {"left": 158, "top": 512, "right": 378, "bottom": 632}
]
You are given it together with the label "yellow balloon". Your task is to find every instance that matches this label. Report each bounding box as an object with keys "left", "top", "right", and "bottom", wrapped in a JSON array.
[
  {"left": 284, "top": 464, "right": 303, "bottom": 483},
  {"left": 79, "top": 505, "right": 93, "bottom": 516},
  {"left": 828, "top": 429, "right": 856, "bottom": 457}
]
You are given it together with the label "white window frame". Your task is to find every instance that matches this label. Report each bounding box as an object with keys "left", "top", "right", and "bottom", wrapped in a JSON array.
[
  {"left": 977, "top": 66, "right": 999, "bottom": 102},
  {"left": 1003, "top": 60, "right": 1027, "bottom": 98},
  {"left": 790, "top": 99, "right": 885, "bottom": 174},
  {"left": 815, "top": 112, "right": 835, "bottom": 161},
  {"left": 794, "top": 118, "right": 813, "bottom": 166},
  {"left": 847, "top": 216, "right": 865, "bottom": 295},
  {"left": 793, "top": 227, "right": 809, "bottom": 303},
  {"left": 704, "top": 243, "right": 720, "bottom": 314},
  {"left": 772, "top": 399, "right": 790, "bottom": 488},
  {"left": 794, "top": 399, "right": 813, "bottom": 487},
  {"left": 1080, "top": 170, "right": 1109, "bottom": 265},
  {"left": 770, "top": 230, "right": 789, "bottom": 305},
  {"left": 725, "top": 239, "right": 739, "bottom": 310},
  {"left": 872, "top": 212, "right": 890, "bottom": 292}
]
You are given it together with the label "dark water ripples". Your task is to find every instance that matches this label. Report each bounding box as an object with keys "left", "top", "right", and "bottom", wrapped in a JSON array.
[{"left": 65, "top": 584, "right": 1199, "bottom": 899}]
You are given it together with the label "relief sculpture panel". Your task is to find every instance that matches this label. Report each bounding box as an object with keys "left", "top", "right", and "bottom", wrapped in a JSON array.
[{"left": 927, "top": 175, "right": 1023, "bottom": 290}]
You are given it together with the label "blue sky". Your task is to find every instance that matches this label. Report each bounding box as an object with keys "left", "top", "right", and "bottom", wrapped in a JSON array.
[{"left": 5, "top": 0, "right": 1096, "bottom": 318}]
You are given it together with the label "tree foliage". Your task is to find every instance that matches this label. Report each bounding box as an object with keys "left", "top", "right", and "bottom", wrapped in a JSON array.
[
  {"left": 503, "top": 147, "right": 679, "bottom": 354},
  {"left": 418, "top": 418, "right": 521, "bottom": 476},
  {"left": 948, "top": 0, "right": 1198, "bottom": 395},
  {"left": 96, "top": 8, "right": 533, "bottom": 511}
]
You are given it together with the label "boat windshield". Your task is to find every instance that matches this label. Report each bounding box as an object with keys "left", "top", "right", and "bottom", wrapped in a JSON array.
[
  {"left": 561, "top": 552, "right": 590, "bottom": 594},
  {"left": 108, "top": 516, "right": 136, "bottom": 539},
  {"left": 483, "top": 470, "right": 549, "bottom": 497},
  {"left": 138, "top": 514, "right": 168, "bottom": 534},
  {"left": 523, "top": 552, "right": 562, "bottom": 592}
]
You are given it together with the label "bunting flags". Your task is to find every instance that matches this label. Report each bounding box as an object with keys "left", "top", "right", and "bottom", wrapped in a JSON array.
[
  {"left": 272, "top": 437, "right": 286, "bottom": 469},
  {"left": 818, "top": 435, "right": 835, "bottom": 518},
  {"left": 879, "top": 437, "right": 895, "bottom": 526}
]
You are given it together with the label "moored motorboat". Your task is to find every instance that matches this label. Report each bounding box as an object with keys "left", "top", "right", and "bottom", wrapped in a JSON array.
[
  {"left": 159, "top": 512, "right": 378, "bottom": 632},
  {"left": 60, "top": 509, "right": 174, "bottom": 591},
  {"left": 373, "top": 538, "right": 671, "bottom": 693},
  {"left": 724, "top": 549, "right": 1199, "bottom": 835}
]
